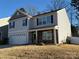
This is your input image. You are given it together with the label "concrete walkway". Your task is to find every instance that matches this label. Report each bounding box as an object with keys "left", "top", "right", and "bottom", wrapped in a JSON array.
[{"left": 0, "top": 45, "right": 14, "bottom": 49}]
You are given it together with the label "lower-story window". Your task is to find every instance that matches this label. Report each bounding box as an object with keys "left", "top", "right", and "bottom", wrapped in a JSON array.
[{"left": 42, "top": 31, "right": 52, "bottom": 40}]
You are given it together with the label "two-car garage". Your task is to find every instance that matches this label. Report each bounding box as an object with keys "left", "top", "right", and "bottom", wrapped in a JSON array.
[{"left": 9, "top": 33, "right": 28, "bottom": 45}]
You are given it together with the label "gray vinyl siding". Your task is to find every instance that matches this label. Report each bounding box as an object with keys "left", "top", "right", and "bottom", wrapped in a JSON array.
[{"left": 8, "top": 17, "right": 28, "bottom": 40}]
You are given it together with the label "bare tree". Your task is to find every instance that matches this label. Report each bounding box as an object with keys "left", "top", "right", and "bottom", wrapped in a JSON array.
[
  {"left": 46, "top": 0, "right": 68, "bottom": 11},
  {"left": 25, "top": 5, "right": 39, "bottom": 16},
  {"left": 71, "top": 0, "right": 79, "bottom": 30}
]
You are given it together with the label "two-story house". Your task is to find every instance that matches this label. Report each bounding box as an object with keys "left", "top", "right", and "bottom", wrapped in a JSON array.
[{"left": 8, "top": 8, "right": 71, "bottom": 45}]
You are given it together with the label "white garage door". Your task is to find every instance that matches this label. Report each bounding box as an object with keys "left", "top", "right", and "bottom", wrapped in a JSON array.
[{"left": 9, "top": 35, "right": 28, "bottom": 44}]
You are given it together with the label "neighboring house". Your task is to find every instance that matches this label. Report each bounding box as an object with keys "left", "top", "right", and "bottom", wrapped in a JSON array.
[
  {"left": 0, "top": 25, "right": 8, "bottom": 40},
  {"left": 8, "top": 8, "right": 71, "bottom": 45},
  {"left": 0, "top": 17, "right": 10, "bottom": 41}
]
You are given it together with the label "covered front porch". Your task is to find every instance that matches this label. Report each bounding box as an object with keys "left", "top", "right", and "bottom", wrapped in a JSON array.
[{"left": 28, "top": 28, "right": 58, "bottom": 44}]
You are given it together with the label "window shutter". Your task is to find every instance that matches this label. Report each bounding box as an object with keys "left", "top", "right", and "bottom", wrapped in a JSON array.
[
  {"left": 51, "top": 15, "right": 53, "bottom": 23},
  {"left": 37, "top": 18, "right": 38, "bottom": 25},
  {"left": 9, "top": 22, "right": 11, "bottom": 28},
  {"left": 25, "top": 19, "right": 27, "bottom": 26}
]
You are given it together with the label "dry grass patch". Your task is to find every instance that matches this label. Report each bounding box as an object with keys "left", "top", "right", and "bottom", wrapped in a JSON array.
[{"left": 0, "top": 44, "right": 79, "bottom": 59}]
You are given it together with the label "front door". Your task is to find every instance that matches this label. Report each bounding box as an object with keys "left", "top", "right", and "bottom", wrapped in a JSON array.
[{"left": 31, "top": 32, "right": 36, "bottom": 44}]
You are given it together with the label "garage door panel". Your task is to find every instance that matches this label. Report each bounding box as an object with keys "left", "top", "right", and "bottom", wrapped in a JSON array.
[{"left": 9, "top": 35, "right": 28, "bottom": 44}]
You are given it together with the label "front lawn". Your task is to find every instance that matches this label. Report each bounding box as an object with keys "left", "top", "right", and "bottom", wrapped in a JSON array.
[{"left": 0, "top": 44, "right": 79, "bottom": 59}]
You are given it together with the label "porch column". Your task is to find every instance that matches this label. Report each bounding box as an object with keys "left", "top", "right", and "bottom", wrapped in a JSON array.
[
  {"left": 54, "top": 29, "right": 57, "bottom": 44},
  {"left": 36, "top": 30, "right": 38, "bottom": 44}
]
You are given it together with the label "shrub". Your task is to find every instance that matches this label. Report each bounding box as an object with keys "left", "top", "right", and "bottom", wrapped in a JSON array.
[
  {"left": 0, "top": 38, "right": 9, "bottom": 45},
  {"left": 66, "top": 37, "right": 71, "bottom": 44}
]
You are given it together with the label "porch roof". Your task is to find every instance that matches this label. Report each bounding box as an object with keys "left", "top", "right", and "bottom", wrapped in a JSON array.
[{"left": 28, "top": 26, "right": 58, "bottom": 32}]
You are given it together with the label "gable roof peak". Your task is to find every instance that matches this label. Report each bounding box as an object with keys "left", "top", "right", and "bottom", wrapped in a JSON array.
[{"left": 19, "top": 8, "right": 26, "bottom": 13}]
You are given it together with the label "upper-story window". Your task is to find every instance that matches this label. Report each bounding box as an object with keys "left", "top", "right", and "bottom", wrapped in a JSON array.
[
  {"left": 37, "top": 15, "right": 53, "bottom": 26},
  {"left": 23, "top": 19, "right": 27, "bottom": 26},
  {"left": 9, "top": 21, "right": 15, "bottom": 28}
]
